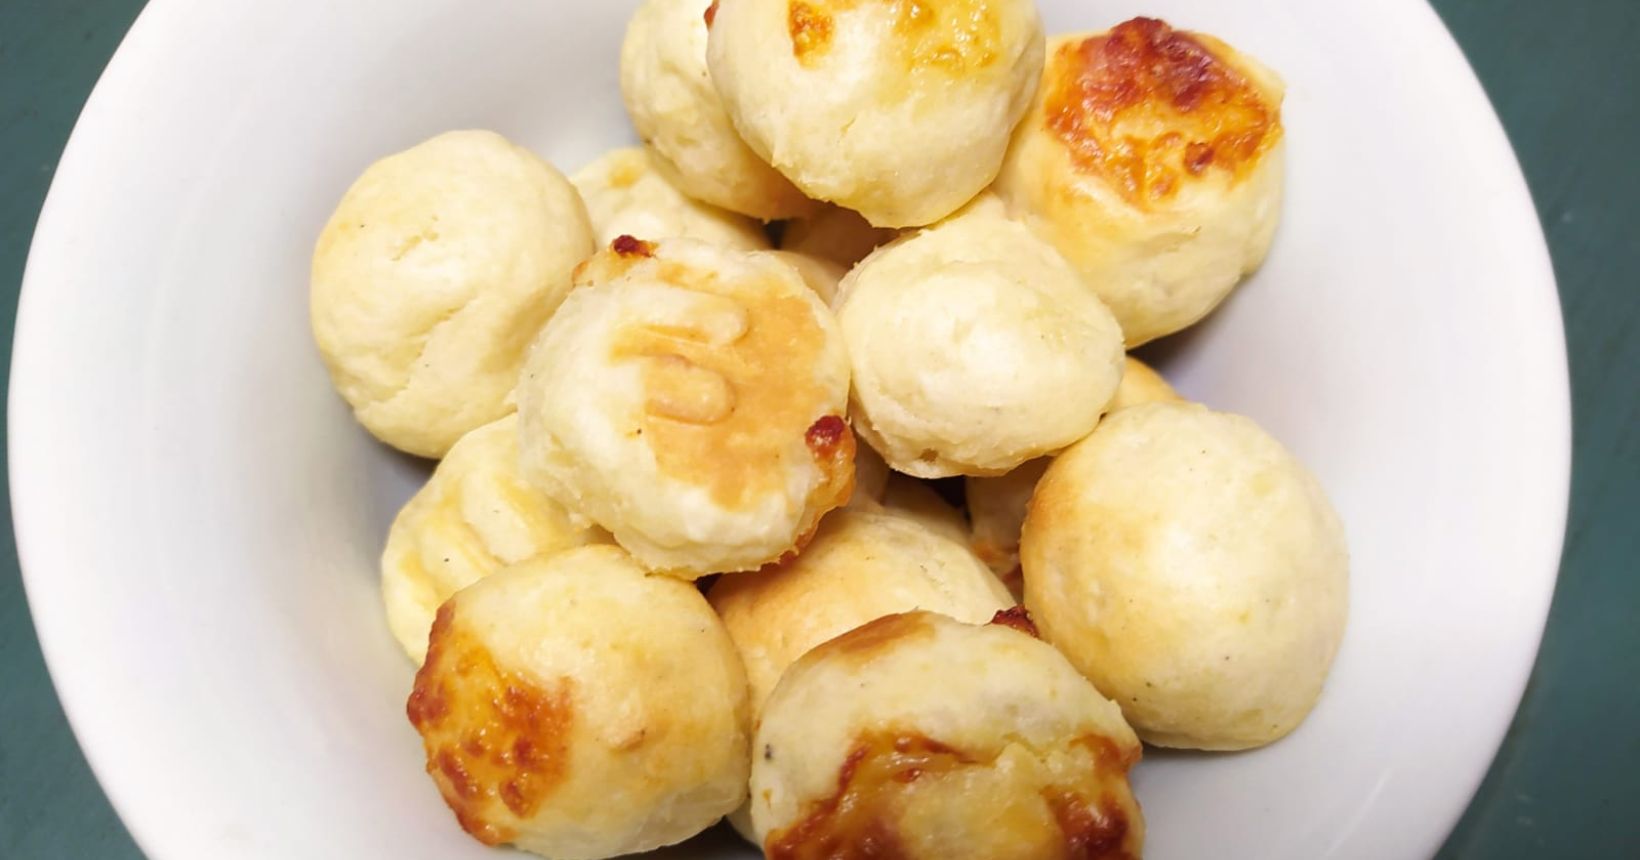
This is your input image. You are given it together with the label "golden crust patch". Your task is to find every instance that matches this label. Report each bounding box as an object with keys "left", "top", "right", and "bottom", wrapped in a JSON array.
[
  {"left": 788, "top": 0, "right": 1000, "bottom": 73},
  {"left": 1044, "top": 17, "right": 1280, "bottom": 208},
  {"left": 407, "top": 603, "right": 574, "bottom": 845}
]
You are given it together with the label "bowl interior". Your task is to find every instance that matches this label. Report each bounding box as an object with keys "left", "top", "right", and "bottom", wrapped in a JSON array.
[{"left": 11, "top": 0, "right": 1568, "bottom": 858}]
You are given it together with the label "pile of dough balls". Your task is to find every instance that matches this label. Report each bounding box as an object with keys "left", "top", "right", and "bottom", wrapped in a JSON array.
[{"left": 309, "top": 5, "right": 1346, "bottom": 858}]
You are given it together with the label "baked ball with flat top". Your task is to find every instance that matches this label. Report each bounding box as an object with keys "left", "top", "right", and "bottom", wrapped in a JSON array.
[
  {"left": 515, "top": 238, "right": 853, "bottom": 577},
  {"left": 311, "top": 130, "right": 592, "bottom": 457},
  {"left": 749, "top": 611, "right": 1144, "bottom": 859},
  {"left": 835, "top": 197, "right": 1123, "bottom": 477},
  {"left": 406, "top": 545, "right": 749, "bottom": 859},
  {"left": 995, "top": 18, "right": 1286, "bottom": 346},
  {"left": 707, "top": 0, "right": 1044, "bottom": 227},
  {"left": 380, "top": 415, "right": 605, "bottom": 664},
  {"left": 570, "top": 146, "right": 769, "bottom": 251},
  {"left": 1021, "top": 402, "right": 1348, "bottom": 750},
  {"left": 621, "top": 0, "right": 813, "bottom": 219}
]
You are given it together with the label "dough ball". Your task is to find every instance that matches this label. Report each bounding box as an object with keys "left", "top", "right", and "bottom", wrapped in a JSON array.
[
  {"left": 836, "top": 198, "right": 1124, "bottom": 477},
  {"left": 965, "top": 358, "right": 1177, "bottom": 591},
  {"left": 708, "top": 511, "right": 1009, "bottom": 710},
  {"left": 406, "top": 545, "right": 749, "bottom": 858},
  {"left": 749, "top": 611, "right": 1144, "bottom": 858},
  {"left": 381, "top": 415, "right": 606, "bottom": 663},
  {"left": 621, "top": 0, "right": 813, "bottom": 219},
  {"left": 1021, "top": 402, "right": 1349, "bottom": 750},
  {"left": 995, "top": 19, "right": 1286, "bottom": 346},
  {"left": 515, "top": 238, "right": 853, "bottom": 577},
  {"left": 707, "top": 0, "right": 1044, "bottom": 227},
  {"left": 311, "top": 130, "right": 593, "bottom": 457},
  {"left": 778, "top": 203, "right": 899, "bottom": 268},
  {"left": 570, "top": 146, "right": 769, "bottom": 251}
]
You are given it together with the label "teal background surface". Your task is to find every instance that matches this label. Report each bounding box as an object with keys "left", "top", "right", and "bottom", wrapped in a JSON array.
[{"left": 1, "top": 1, "right": 1635, "bottom": 856}]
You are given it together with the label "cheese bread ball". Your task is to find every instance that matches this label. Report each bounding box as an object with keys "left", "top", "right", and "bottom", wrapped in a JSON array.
[
  {"left": 749, "top": 611, "right": 1145, "bottom": 858},
  {"left": 621, "top": 0, "right": 813, "bottom": 219},
  {"left": 381, "top": 415, "right": 605, "bottom": 664},
  {"left": 570, "top": 147, "right": 769, "bottom": 251},
  {"left": 778, "top": 203, "right": 899, "bottom": 268},
  {"left": 836, "top": 198, "right": 1124, "bottom": 477},
  {"left": 995, "top": 19, "right": 1286, "bottom": 346},
  {"left": 311, "top": 130, "right": 592, "bottom": 458},
  {"left": 767, "top": 249, "right": 846, "bottom": 305},
  {"left": 966, "top": 357, "right": 1179, "bottom": 587},
  {"left": 1021, "top": 402, "right": 1349, "bottom": 750},
  {"left": 406, "top": 545, "right": 749, "bottom": 858},
  {"left": 707, "top": 0, "right": 1045, "bottom": 227},
  {"left": 708, "top": 511, "right": 1009, "bottom": 710},
  {"left": 515, "top": 238, "right": 853, "bottom": 577}
]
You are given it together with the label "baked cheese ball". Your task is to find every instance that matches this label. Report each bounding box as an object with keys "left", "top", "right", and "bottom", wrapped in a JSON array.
[
  {"left": 515, "top": 238, "right": 853, "bottom": 577},
  {"left": 621, "top": 0, "right": 813, "bottom": 219},
  {"left": 570, "top": 146, "right": 769, "bottom": 251},
  {"left": 1021, "top": 402, "right": 1348, "bottom": 750},
  {"left": 749, "top": 611, "right": 1145, "bottom": 858},
  {"left": 708, "top": 510, "right": 1010, "bottom": 710},
  {"left": 778, "top": 203, "right": 899, "bottom": 268},
  {"left": 966, "top": 357, "right": 1180, "bottom": 588},
  {"left": 311, "top": 129, "right": 592, "bottom": 458},
  {"left": 995, "top": 18, "right": 1286, "bottom": 346},
  {"left": 381, "top": 415, "right": 606, "bottom": 664},
  {"left": 406, "top": 545, "right": 749, "bottom": 858},
  {"left": 836, "top": 198, "right": 1124, "bottom": 477},
  {"left": 707, "top": 0, "right": 1045, "bottom": 227}
]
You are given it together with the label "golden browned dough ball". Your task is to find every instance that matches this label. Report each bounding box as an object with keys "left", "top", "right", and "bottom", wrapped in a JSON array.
[
  {"left": 310, "top": 130, "right": 592, "bottom": 457},
  {"left": 515, "top": 238, "right": 853, "bottom": 577},
  {"left": 380, "top": 415, "right": 605, "bottom": 664},
  {"left": 407, "top": 545, "right": 749, "bottom": 858},
  {"left": 749, "top": 611, "right": 1145, "bottom": 859},
  {"left": 708, "top": 0, "right": 1045, "bottom": 226},
  {"left": 995, "top": 19, "right": 1286, "bottom": 346},
  {"left": 1022, "top": 402, "right": 1348, "bottom": 750},
  {"left": 621, "top": 0, "right": 813, "bottom": 219}
]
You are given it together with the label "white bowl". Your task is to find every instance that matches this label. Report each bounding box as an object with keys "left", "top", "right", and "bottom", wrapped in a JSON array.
[{"left": 10, "top": 1, "right": 1569, "bottom": 858}]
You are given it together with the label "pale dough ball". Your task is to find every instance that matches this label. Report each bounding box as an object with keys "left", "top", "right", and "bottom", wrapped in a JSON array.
[
  {"left": 995, "top": 19, "right": 1286, "bottom": 346},
  {"left": 407, "top": 545, "right": 749, "bottom": 858},
  {"left": 708, "top": 511, "right": 1010, "bottom": 711},
  {"left": 707, "top": 0, "right": 1044, "bottom": 227},
  {"left": 836, "top": 198, "right": 1124, "bottom": 477},
  {"left": 1021, "top": 402, "right": 1349, "bottom": 750},
  {"left": 570, "top": 146, "right": 769, "bottom": 251},
  {"left": 515, "top": 238, "right": 853, "bottom": 577},
  {"left": 778, "top": 203, "right": 898, "bottom": 268},
  {"left": 621, "top": 0, "right": 813, "bottom": 219},
  {"left": 749, "top": 611, "right": 1145, "bottom": 858},
  {"left": 311, "top": 129, "right": 593, "bottom": 458},
  {"left": 381, "top": 415, "right": 605, "bottom": 664},
  {"left": 965, "top": 357, "right": 1179, "bottom": 588}
]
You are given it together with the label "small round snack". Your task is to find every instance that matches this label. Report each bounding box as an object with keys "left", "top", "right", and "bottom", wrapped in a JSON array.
[
  {"left": 779, "top": 203, "right": 899, "bottom": 268},
  {"left": 708, "top": 511, "right": 1010, "bottom": 710},
  {"left": 995, "top": 18, "right": 1286, "bottom": 346},
  {"left": 836, "top": 198, "right": 1124, "bottom": 477},
  {"left": 570, "top": 147, "right": 769, "bottom": 251},
  {"left": 407, "top": 545, "right": 750, "bottom": 858},
  {"left": 749, "top": 611, "right": 1145, "bottom": 858},
  {"left": 707, "top": 0, "right": 1045, "bottom": 227},
  {"left": 1021, "top": 402, "right": 1349, "bottom": 750},
  {"left": 620, "top": 0, "right": 813, "bottom": 219},
  {"left": 311, "top": 129, "right": 593, "bottom": 458},
  {"left": 516, "top": 238, "right": 854, "bottom": 577},
  {"left": 965, "top": 358, "right": 1178, "bottom": 589},
  {"left": 381, "top": 415, "right": 605, "bottom": 664}
]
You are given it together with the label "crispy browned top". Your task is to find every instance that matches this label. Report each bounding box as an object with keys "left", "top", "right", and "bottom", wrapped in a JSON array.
[
  {"left": 607, "top": 255, "right": 846, "bottom": 511},
  {"left": 407, "top": 603, "right": 573, "bottom": 845},
  {"left": 1044, "top": 17, "right": 1280, "bottom": 208},
  {"left": 788, "top": 0, "right": 1000, "bottom": 73}
]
